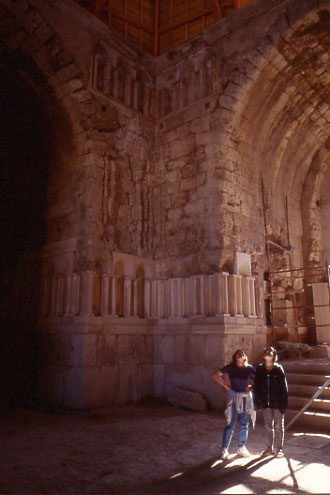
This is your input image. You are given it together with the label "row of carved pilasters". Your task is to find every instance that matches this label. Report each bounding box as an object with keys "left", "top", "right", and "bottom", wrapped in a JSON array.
[{"left": 40, "top": 271, "right": 257, "bottom": 319}]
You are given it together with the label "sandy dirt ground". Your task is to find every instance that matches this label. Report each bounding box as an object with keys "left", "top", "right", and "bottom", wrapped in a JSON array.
[
  {"left": 1, "top": 402, "right": 225, "bottom": 494},
  {"left": 2, "top": 402, "right": 330, "bottom": 495}
]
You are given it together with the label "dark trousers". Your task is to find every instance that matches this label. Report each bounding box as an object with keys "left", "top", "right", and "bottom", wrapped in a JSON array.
[{"left": 262, "top": 408, "right": 284, "bottom": 451}]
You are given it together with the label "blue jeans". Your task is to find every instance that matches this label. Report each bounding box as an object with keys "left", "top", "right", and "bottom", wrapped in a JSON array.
[{"left": 222, "top": 390, "right": 251, "bottom": 449}]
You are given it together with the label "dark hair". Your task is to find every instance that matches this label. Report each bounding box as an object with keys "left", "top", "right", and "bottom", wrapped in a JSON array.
[
  {"left": 262, "top": 346, "right": 278, "bottom": 363},
  {"left": 232, "top": 349, "right": 248, "bottom": 365}
]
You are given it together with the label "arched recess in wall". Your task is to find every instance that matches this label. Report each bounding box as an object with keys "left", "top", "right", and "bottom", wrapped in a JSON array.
[
  {"left": 90, "top": 44, "right": 110, "bottom": 93},
  {"left": 0, "top": 1, "right": 87, "bottom": 405},
  {"left": 135, "top": 70, "right": 146, "bottom": 114},
  {"left": 115, "top": 57, "right": 126, "bottom": 103},
  {"left": 301, "top": 140, "right": 330, "bottom": 266},
  {"left": 136, "top": 264, "right": 145, "bottom": 317},
  {"left": 113, "top": 260, "right": 124, "bottom": 316},
  {"left": 318, "top": 139, "right": 330, "bottom": 263},
  {"left": 219, "top": 1, "right": 330, "bottom": 273},
  {"left": 0, "top": 44, "right": 72, "bottom": 406}
]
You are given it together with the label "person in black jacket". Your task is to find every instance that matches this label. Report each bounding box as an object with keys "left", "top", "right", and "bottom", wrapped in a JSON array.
[{"left": 253, "top": 346, "right": 288, "bottom": 458}]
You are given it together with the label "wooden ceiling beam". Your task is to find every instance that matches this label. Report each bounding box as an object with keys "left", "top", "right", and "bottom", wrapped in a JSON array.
[
  {"left": 185, "top": 0, "right": 189, "bottom": 41},
  {"left": 154, "top": 0, "right": 159, "bottom": 57},
  {"left": 103, "top": 6, "right": 154, "bottom": 34},
  {"left": 73, "top": 0, "right": 250, "bottom": 56},
  {"left": 213, "top": 0, "right": 222, "bottom": 19},
  {"left": 124, "top": 0, "right": 127, "bottom": 38},
  {"left": 159, "top": 9, "right": 213, "bottom": 34},
  {"left": 139, "top": 0, "right": 143, "bottom": 48},
  {"left": 91, "top": 0, "right": 103, "bottom": 15}
]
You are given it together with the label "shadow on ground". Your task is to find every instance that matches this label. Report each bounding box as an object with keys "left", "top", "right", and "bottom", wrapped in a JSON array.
[
  {"left": 132, "top": 453, "right": 307, "bottom": 495},
  {"left": 132, "top": 446, "right": 321, "bottom": 495}
]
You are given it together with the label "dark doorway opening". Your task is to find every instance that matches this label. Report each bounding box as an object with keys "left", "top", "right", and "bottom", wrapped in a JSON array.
[{"left": 0, "top": 48, "right": 52, "bottom": 407}]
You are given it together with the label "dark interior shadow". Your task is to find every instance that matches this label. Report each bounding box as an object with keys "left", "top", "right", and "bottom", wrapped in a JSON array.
[{"left": 0, "top": 44, "right": 52, "bottom": 409}]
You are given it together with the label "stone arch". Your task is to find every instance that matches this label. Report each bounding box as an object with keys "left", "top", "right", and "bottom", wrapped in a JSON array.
[
  {"left": 303, "top": 140, "right": 330, "bottom": 265},
  {"left": 196, "top": 50, "right": 215, "bottom": 96},
  {"left": 0, "top": 1, "right": 114, "bottom": 271},
  {"left": 0, "top": 0, "right": 105, "bottom": 403},
  {"left": 0, "top": 1, "right": 91, "bottom": 135},
  {"left": 203, "top": 57, "right": 214, "bottom": 98},
  {"left": 113, "top": 260, "right": 124, "bottom": 316},
  {"left": 174, "top": 61, "right": 195, "bottom": 108},
  {"left": 164, "top": 84, "right": 174, "bottom": 115},
  {"left": 213, "top": 0, "right": 330, "bottom": 271},
  {"left": 90, "top": 44, "right": 109, "bottom": 93},
  {"left": 136, "top": 264, "right": 145, "bottom": 317},
  {"left": 135, "top": 68, "right": 153, "bottom": 116},
  {"left": 135, "top": 69, "right": 146, "bottom": 113},
  {"left": 114, "top": 57, "right": 126, "bottom": 102},
  {"left": 113, "top": 260, "right": 125, "bottom": 277},
  {"left": 136, "top": 264, "right": 145, "bottom": 279}
]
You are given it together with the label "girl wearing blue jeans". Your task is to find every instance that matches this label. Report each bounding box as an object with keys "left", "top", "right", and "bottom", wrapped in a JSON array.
[{"left": 213, "top": 349, "right": 256, "bottom": 459}]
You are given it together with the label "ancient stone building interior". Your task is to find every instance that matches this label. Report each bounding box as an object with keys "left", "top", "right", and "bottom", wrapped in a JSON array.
[{"left": 1, "top": 0, "right": 330, "bottom": 416}]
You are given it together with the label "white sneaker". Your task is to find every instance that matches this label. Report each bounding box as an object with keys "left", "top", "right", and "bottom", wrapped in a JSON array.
[
  {"left": 237, "top": 446, "right": 250, "bottom": 458},
  {"left": 220, "top": 447, "right": 229, "bottom": 459}
]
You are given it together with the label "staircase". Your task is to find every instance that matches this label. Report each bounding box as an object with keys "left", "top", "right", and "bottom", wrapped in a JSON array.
[{"left": 281, "top": 358, "right": 330, "bottom": 431}]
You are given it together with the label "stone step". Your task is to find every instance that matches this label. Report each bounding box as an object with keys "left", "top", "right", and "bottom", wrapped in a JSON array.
[
  {"left": 268, "top": 359, "right": 330, "bottom": 430},
  {"left": 288, "top": 395, "right": 330, "bottom": 413},
  {"left": 288, "top": 383, "right": 330, "bottom": 399},
  {"left": 286, "top": 373, "right": 330, "bottom": 386},
  {"left": 285, "top": 408, "right": 330, "bottom": 431},
  {"left": 280, "top": 359, "right": 330, "bottom": 376}
]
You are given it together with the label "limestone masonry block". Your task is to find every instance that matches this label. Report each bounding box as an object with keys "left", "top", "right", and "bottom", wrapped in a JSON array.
[
  {"left": 118, "top": 363, "right": 138, "bottom": 404},
  {"left": 174, "top": 334, "right": 189, "bottom": 364},
  {"left": 188, "top": 335, "right": 206, "bottom": 365},
  {"left": 153, "top": 364, "right": 165, "bottom": 398},
  {"left": 138, "top": 364, "right": 153, "bottom": 400},
  {"left": 204, "top": 335, "right": 224, "bottom": 367},
  {"left": 167, "top": 387, "right": 208, "bottom": 412},
  {"left": 169, "top": 135, "right": 195, "bottom": 160}
]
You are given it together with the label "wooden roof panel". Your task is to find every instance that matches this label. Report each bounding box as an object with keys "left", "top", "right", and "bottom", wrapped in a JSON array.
[
  {"left": 189, "top": 0, "right": 210, "bottom": 17},
  {"left": 73, "top": 0, "right": 252, "bottom": 56}
]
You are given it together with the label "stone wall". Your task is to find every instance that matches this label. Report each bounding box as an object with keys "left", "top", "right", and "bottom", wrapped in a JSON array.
[
  {"left": 3, "top": 0, "right": 328, "bottom": 278},
  {"left": 1, "top": 0, "right": 329, "bottom": 408},
  {"left": 36, "top": 317, "right": 265, "bottom": 410},
  {"left": 151, "top": 0, "right": 330, "bottom": 276},
  {"left": 31, "top": 253, "right": 265, "bottom": 408}
]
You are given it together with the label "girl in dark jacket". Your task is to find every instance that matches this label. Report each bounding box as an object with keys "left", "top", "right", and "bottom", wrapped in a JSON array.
[{"left": 253, "top": 346, "right": 288, "bottom": 458}]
